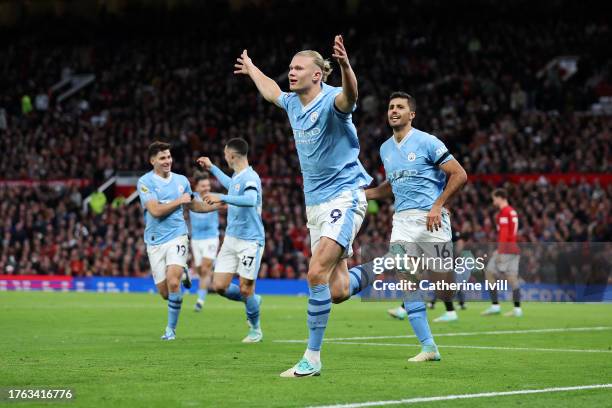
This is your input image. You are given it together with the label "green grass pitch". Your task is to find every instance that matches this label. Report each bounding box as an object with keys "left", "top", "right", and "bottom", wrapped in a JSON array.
[{"left": 1, "top": 292, "right": 611, "bottom": 407}]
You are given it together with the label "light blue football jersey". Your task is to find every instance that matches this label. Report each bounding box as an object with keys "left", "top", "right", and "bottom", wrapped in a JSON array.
[
  {"left": 189, "top": 193, "right": 219, "bottom": 240},
  {"left": 379, "top": 128, "right": 454, "bottom": 211},
  {"left": 225, "top": 167, "right": 265, "bottom": 244},
  {"left": 277, "top": 83, "right": 372, "bottom": 205},
  {"left": 137, "top": 171, "right": 192, "bottom": 246}
]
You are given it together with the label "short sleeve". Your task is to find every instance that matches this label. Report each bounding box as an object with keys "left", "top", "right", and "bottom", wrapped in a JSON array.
[
  {"left": 183, "top": 177, "right": 193, "bottom": 195},
  {"left": 138, "top": 179, "right": 157, "bottom": 206},
  {"left": 329, "top": 88, "right": 356, "bottom": 119},
  {"left": 427, "top": 136, "right": 453, "bottom": 166},
  {"left": 244, "top": 176, "right": 259, "bottom": 193},
  {"left": 277, "top": 92, "right": 291, "bottom": 111}
]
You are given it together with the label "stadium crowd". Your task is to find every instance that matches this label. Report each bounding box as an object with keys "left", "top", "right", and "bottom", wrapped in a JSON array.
[
  {"left": 1, "top": 179, "right": 609, "bottom": 278},
  {"left": 0, "top": 1, "right": 610, "bottom": 278},
  {"left": 1, "top": 2, "right": 610, "bottom": 183}
]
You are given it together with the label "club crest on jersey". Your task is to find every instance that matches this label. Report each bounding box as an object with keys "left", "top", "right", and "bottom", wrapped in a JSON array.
[
  {"left": 234, "top": 184, "right": 240, "bottom": 191},
  {"left": 407, "top": 152, "right": 417, "bottom": 161},
  {"left": 310, "top": 111, "right": 319, "bottom": 123},
  {"left": 178, "top": 185, "right": 185, "bottom": 193}
]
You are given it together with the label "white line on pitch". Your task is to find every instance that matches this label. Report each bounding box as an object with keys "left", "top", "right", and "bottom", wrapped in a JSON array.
[
  {"left": 274, "top": 326, "right": 612, "bottom": 343},
  {"left": 306, "top": 383, "right": 612, "bottom": 408},
  {"left": 322, "top": 341, "right": 612, "bottom": 354}
]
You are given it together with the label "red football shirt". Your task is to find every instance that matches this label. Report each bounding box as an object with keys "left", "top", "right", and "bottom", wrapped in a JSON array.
[{"left": 496, "top": 205, "right": 520, "bottom": 254}]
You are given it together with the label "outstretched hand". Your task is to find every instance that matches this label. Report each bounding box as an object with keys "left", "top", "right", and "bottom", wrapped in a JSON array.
[
  {"left": 234, "top": 49, "right": 253, "bottom": 75},
  {"left": 332, "top": 35, "right": 350, "bottom": 68}
]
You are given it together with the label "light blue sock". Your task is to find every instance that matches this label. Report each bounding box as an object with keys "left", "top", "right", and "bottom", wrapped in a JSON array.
[
  {"left": 404, "top": 301, "right": 435, "bottom": 348},
  {"left": 221, "top": 283, "right": 244, "bottom": 302},
  {"left": 348, "top": 266, "right": 363, "bottom": 296},
  {"left": 348, "top": 262, "right": 376, "bottom": 296},
  {"left": 307, "top": 284, "right": 331, "bottom": 351},
  {"left": 245, "top": 295, "right": 260, "bottom": 329},
  {"left": 167, "top": 292, "right": 183, "bottom": 330},
  {"left": 197, "top": 288, "right": 207, "bottom": 303}
]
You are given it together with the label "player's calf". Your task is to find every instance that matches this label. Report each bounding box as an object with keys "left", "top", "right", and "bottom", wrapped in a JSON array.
[{"left": 162, "top": 265, "right": 185, "bottom": 340}]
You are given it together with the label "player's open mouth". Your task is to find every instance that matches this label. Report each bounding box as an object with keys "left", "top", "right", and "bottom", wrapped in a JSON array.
[
  {"left": 289, "top": 79, "right": 297, "bottom": 85},
  {"left": 390, "top": 115, "right": 400, "bottom": 121}
]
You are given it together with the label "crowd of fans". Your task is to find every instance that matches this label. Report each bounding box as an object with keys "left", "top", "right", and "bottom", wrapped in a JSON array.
[
  {"left": 0, "top": 1, "right": 610, "bottom": 278},
  {"left": 1, "top": 1, "right": 610, "bottom": 183},
  {"left": 1, "top": 179, "right": 609, "bottom": 278}
]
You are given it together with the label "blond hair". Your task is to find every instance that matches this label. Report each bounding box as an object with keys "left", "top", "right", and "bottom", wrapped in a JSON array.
[{"left": 294, "top": 50, "right": 333, "bottom": 82}]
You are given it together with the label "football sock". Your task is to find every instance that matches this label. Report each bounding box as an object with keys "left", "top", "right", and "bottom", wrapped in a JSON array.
[
  {"left": 167, "top": 291, "right": 183, "bottom": 330},
  {"left": 444, "top": 301, "right": 455, "bottom": 312},
  {"left": 513, "top": 288, "right": 521, "bottom": 308},
  {"left": 490, "top": 289, "right": 499, "bottom": 304},
  {"left": 405, "top": 301, "right": 435, "bottom": 347},
  {"left": 348, "top": 263, "right": 375, "bottom": 296},
  {"left": 222, "top": 283, "right": 243, "bottom": 302},
  {"left": 197, "top": 288, "right": 207, "bottom": 304},
  {"left": 307, "top": 284, "right": 331, "bottom": 352},
  {"left": 457, "top": 290, "right": 465, "bottom": 307},
  {"left": 245, "top": 294, "right": 260, "bottom": 329}
]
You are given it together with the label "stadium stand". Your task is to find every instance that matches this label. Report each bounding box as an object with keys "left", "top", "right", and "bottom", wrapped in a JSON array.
[{"left": 0, "top": 0, "right": 610, "bottom": 277}]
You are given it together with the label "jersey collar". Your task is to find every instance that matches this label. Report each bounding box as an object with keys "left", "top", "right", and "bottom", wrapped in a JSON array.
[
  {"left": 393, "top": 128, "right": 415, "bottom": 148},
  {"left": 301, "top": 85, "right": 325, "bottom": 113},
  {"left": 232, "top": 166, "right": 251, "bottom": 179},
  {"left": 153, "top": 172, "right": 173, "bottom": 184}
]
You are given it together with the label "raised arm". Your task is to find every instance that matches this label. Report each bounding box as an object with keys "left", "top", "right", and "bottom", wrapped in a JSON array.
[
  {"left": 196, "top": 157, "right": 232, "bottom": 190},
  {"left": 209, "top": 165, "right": 232, "bottom": 190},
  {"left": 332, "top": 35, "right": 358, "bottom": 113},
  {"left": 234, "top": 49, "right": 282, "bottom": 106}
]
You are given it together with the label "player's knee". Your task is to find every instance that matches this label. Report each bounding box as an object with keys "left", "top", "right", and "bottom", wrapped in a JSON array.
[
  {"left": 306, "top": 268, "right": 328, "bottom": 286},
  {"left": 308, "top": 258, "right": 335, "bottom": 284}
]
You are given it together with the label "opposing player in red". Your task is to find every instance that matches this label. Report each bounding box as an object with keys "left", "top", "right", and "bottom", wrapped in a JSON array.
[{"left": 482, "top": 188, "right": 522, "bottom": 317}]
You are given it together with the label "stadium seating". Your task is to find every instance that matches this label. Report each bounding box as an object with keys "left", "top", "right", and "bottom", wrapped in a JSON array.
[{"left": 0, "top": 1, "right": 610, "bottom": 277}]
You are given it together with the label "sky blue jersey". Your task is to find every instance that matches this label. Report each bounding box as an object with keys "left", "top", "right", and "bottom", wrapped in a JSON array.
[
  {"left": 137, "top": 171, "right": 192, "bottom": 245},
  {"left": 380, "top": 128, "right": 454, "bottom": 211},
  {"left": 189, "top": 193, "right": 219, "bottom": 240},
  {"left": 277, "top": 82, "right": 372, "bottom": 205},
  {"left": 216, "top": 166, "right": 265, "bottom": 245}
]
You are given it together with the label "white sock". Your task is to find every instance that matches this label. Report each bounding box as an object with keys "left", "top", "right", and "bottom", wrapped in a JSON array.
[
  {"left": 491, "top": 304, "right": 501, "bottom": 311},
  {"left": 304, "top": 349, "right": 320, "bottom": 364}
]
